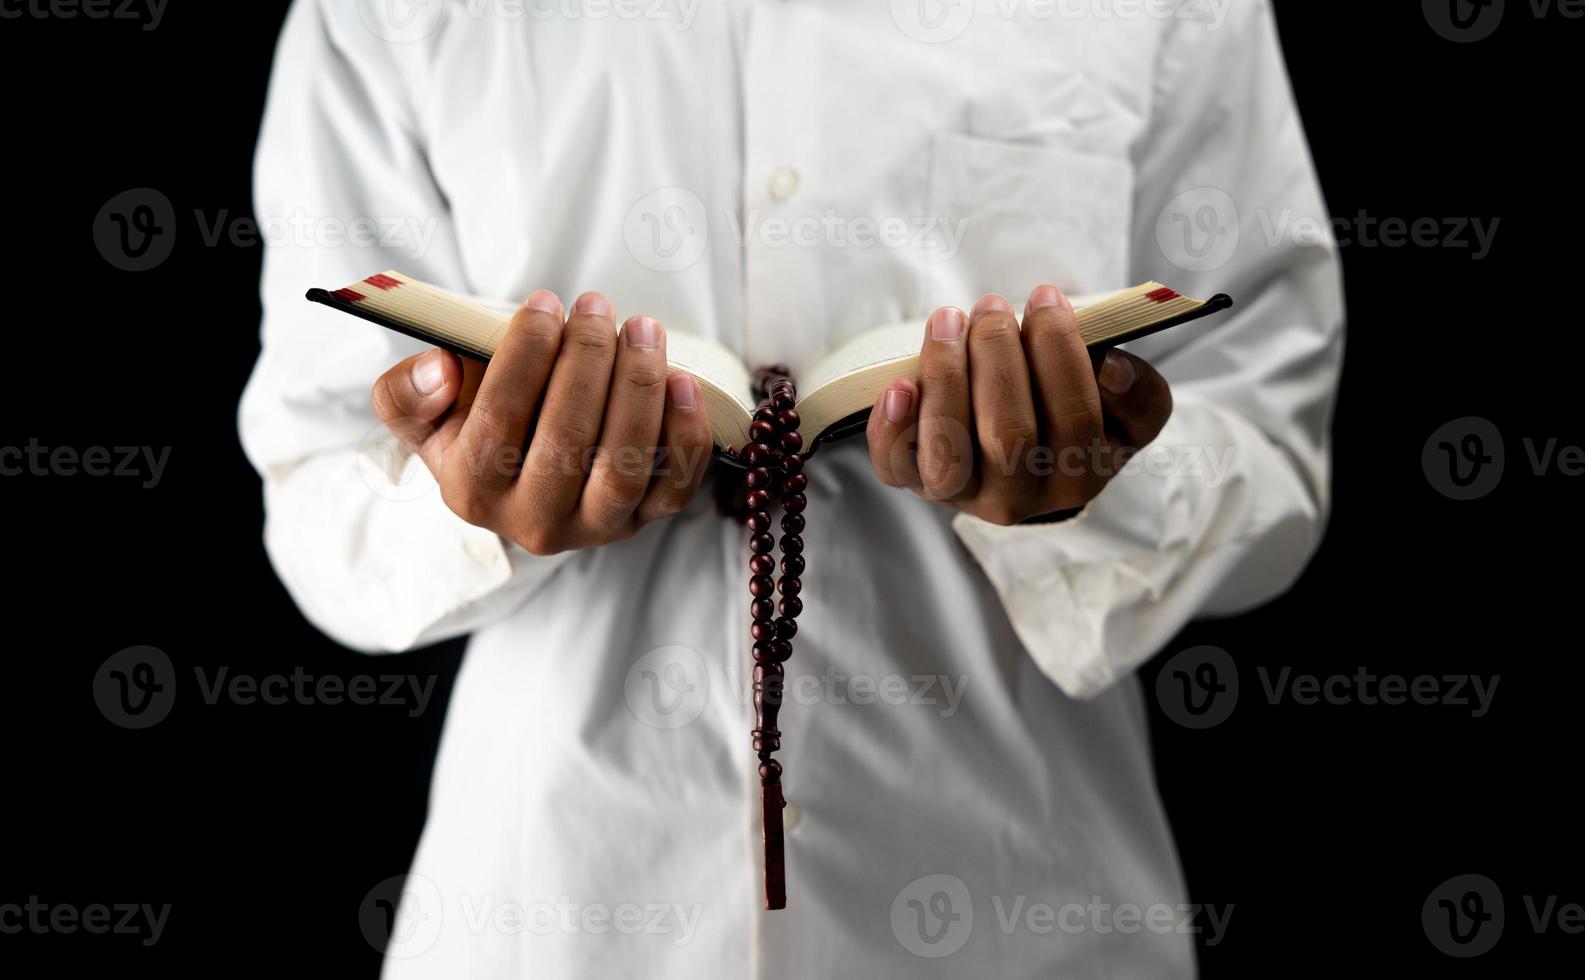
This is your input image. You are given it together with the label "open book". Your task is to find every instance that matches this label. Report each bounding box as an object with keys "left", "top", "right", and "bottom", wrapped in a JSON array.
[{"left": 309, "top": 272, "right": 1232, "bottom": 459}]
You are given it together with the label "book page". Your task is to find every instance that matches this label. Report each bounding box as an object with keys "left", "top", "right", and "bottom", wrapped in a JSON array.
[{"left": 792, "top": 288, "right": 1197, "bottom": 443}]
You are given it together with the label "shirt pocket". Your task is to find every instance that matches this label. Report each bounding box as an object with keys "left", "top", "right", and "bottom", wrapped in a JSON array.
[{"left": 926, "top": 131, "right": 1135, "bottom": 299}]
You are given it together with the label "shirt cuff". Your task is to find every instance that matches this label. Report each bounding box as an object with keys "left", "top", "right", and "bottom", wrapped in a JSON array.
[{"left": 950, "top": 435, "right": 1194, "bottom": 700}]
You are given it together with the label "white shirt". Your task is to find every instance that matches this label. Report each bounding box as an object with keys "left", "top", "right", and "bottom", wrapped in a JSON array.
[{"left": 240, "top": 1, "right": 1342, "bottom": 976}]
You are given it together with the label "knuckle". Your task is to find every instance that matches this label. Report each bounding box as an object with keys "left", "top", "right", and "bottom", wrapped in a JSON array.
[
  {"left": 969, "top": 315, "right": 1020, "bottom": 350},
  {"left": 646, "top": 485, "right": 693, "bottom": 518},
  {"left": 516, "top": 524, "right": 566, "bottom": 557},
  {"left": 1054, "top": 401, "right": 1105, "bottom": 444},
  {"left": 920, "top": 357, "right": 966, "bottom": 389},
  {"left": 440, "top": 481, "right": 493, "bottom": 529},
  {"left": 526, "top": 421, "right": 591, "bottom": 479},
  {"left": 562, "top": 322, "right": 618, "bottom": 361},
  {"left": 465, "top": 402, "right": 516, "bottom": 445},
  {"left": 591, "top": 458, "right": 650, "bottom": 510},
  {"left": 618, "top": 360, "right": 669, "bottom": 393},
  {"left": 979, "top": 499, "right": 1028, "bottom": 527},
  {"left": 983, "top": 418, "right": 1039, "bottom": 461},
  {"left": 509, "top": 312, "right": 563, "bottom": 356}
]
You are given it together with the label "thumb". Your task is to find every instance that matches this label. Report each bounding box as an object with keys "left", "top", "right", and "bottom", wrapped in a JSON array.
[
  {"left": 371, "top": 348, "right": 465, "bottom": 453},
  {"left": 1095, "top": 349, "right": 1173, "bottom": 451}
]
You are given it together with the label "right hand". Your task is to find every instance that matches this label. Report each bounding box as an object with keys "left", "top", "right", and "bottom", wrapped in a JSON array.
[{"left": 371, "top": 290, "right": 713, "bottom": 555}]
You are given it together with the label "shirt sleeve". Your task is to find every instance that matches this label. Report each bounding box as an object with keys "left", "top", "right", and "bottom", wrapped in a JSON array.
[
  {"left": 238, "top": 0, "right": 571, "bottom": 653},
  {"left": 952, "top": 1, "right": 1345, "bottom": 699}
]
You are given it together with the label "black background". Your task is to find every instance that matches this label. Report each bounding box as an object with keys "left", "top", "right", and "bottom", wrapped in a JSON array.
[{"left": 1, "top": 2, "right": 1577, "bottom": 975}]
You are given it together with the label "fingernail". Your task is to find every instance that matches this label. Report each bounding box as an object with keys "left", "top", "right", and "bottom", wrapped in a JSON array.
[
  {"left": 1099, "top": 350, "right": 1137, "bottom": 395},
  {"left": 574, "top": 292, "right": 613, "bottom": 317},
  {"left": 972, "top": 293, "right": 1014, "bottom": 318},
  {"left": 522, "top": 289, "right": 561, "bottom": 315},
  {"left": 883, "top": 387, "right": 913, "bottom": 422},
  {"left": 667, "top": 373, "right": 698, "bottom": 411},
  {"left": 624, "top": 315, "right": 661, "bottom": 348},
  {"left": 1027, "top": 284, "right": 1067, "bottom": 311},
  {"left": 929, "top": 307, "right": 966, "bottom": 342},
  {"left": 412, "top": 350, "right": 447, "bottom": 396}
]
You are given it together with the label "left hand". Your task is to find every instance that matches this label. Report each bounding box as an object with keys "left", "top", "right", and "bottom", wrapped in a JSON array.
[{"left": 865, "top": 284, "right": 1173, "bottom": 525}]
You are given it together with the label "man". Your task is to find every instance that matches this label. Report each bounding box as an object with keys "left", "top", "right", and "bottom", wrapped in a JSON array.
[{"left": 241, "top": 1, "right": 1341, "bottom": 975}]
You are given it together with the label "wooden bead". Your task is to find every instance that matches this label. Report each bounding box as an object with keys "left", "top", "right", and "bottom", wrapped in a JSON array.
[
  {"left": 772, "top": 640, "right": 793, "bottom": 662},
  {"left": 782, "top": 493, "right": 806, "bottom": 514},
  {"left": 776, "top": 409, "right": 801, "bottom": 430},
  {"left": 784, "top": 473, "right": 809, "bottom": 494},
  {"left": 750, "top": 554, "right": 775, "bottom": 575},
  {"left": 754, "top": 405, "right": 777, "bottom": 424},
  {"left": 778, "top": 575, "right": 801, "bottom": 597},
  {"left": 751, "top": 619, "right": 777, "bottom": 641},
  {"left": 750, "top": 575, "right": 775, "bottom": 597},
  {"left": 776, "top": 617, "right": 798, "bottom": 639},
  {"left": 780, "top": 534, "right": 804, "bottom": 556},
  {"left": 746, "top": 467, "right": 773, "bottom": 488},
  {"left": 745, "top": 489, "right": 771, "bottom": 511},
  {"left": 781, "top": 513, "right": 805, "bottom": 535},
  {"left": 749, "top": 533, "right": 775, "bottom": 554},
  {"left": 752, "top": 641, "right": 777, "bottom": 662},
  {"left": 782, "top": 453, "right": 804, "bottom": 475},
  {"left": 781, "top": 555, "right": 805, "bottom": 576},
  {"left": 744, "top": 443, "right": 771, "bottom": 465},
  {"left": 759, "top": 760, "right": 783, "bottom": 781},
  {"left": 780, "top": 431, "right": 803, "bottom": 453},
  {"left": 750, "top": 420, "right": 777, "bottom": 445},
  {"left": 779, "top": 596, "right": 803, "bottom": 618},
  {"left": 752, "top": 597, "right": 775, "bottom": 620},
  {"left": 747, "top": 512, "right": 771, "bottom": 533},
  {"left": 772, "top": 391, "right": 795, "bottom": 412}
]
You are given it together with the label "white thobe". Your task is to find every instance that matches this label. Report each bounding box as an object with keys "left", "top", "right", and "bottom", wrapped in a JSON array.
[{"left": 240, "top": 1, "right": 1342, "bottom": 976}]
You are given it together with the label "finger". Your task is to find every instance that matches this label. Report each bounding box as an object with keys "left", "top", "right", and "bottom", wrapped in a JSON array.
[
  {"left": 1022, "top": 284, "right": 1106, "bottom": 502},
  {"left": 915, "top": 306, "right": 978, "bottom": 501},
  {"left": 637, "top": 372, "right": 714, "bottom": 524},
  {"left": 1097, "top": 349, "right": 1173, "bottom": 451},
  {"left": 517, "top": 291, "right": 618, "bottom": 538},
  {"left": 967, "top": 294, "right": 1041, "bottom": 521},
  {"left": 578, "top": 315, "right": 670, "bottom": 534},
  {"left": 371, "top": 349, "right": 465, "bottom": 465},
  {"left": 866, "top": 378, "right": 921, "bottom": 489},
  {"left": 446, "top": 290, "right": 564, "bottom": 503}
]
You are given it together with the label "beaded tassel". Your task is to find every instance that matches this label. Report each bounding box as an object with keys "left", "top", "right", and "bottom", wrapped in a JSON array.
[{"left": 745, "top": 365, "right": 806, "bottom": 910}]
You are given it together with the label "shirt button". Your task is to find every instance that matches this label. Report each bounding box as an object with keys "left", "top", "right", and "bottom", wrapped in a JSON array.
[
  {"left": 463, "top": 537, "right": 499, "bottom": 564},
  {"left": 783, "top": 801, "right": 802, "bottom": 831},
  {"left": 767, "top": 167, "right": 801, "bottom": 202}
]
